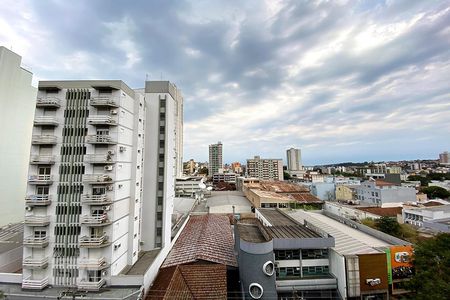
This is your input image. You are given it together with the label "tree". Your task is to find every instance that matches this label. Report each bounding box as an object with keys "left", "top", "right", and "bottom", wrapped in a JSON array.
[
  {"left": 421, "top": 186, "right": 450, "bottom": 199},
  {"left": 375, "top": 216, "right": 401, "bottom": 236},
  {"left": 407, "top": 175, "right": 430, "bottom": 186},
  {"left": 406, "top": 233, "right": 450, "bottom": 300},
  {"left": 283, "top": 171, "right": 292, "bottom": 180}
]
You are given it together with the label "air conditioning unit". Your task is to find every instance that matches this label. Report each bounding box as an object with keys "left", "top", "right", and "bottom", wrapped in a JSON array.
[
  {"left": 119, "top": 146, "right": 126, "bottom": 152},
  {"left": 104, "top": 165, "right": 113, "bottom": 171},
  {"left": 107, "top": 150, "right": 115, "bottom": 155},
  {"left": 102, "top": 205, "right": 111, "bottom": 211},
  {"left": 25, "top": 206, "right": 33, "bottom": 211},
  {"left": 107, "top": 185, "right": 114, "bottom": 191},
  {"left": 110, "top": 109, "right": 118, "bottom": 115}
]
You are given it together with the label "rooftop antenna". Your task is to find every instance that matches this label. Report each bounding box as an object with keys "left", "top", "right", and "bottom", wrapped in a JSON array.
[
  {"left": 145, "top": 73, "right": 149, "bottom": 81},
  {"left": 160, "top": 72, "right": 163, "bottom": 80}
]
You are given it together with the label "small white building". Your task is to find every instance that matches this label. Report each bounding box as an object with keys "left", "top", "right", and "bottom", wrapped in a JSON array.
[
  {"left": 403, "top": 205, "right": 450, "bottom": 229},
  {"left": 355, "top": 179, "right": 416, "bottom": 207},
  {"left": 212, "top": 172, "right": 237, "bottom": 184}
]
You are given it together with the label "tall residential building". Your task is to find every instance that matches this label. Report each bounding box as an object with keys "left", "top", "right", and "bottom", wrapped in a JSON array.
[
  {"left": 439, "top": 151, "right": 449, "bottom": 165},
  {"left": 0, "top": 46, "right": 37, "bottom": 226},
  {"left": 286, "top": 148, "right": 302, "bottom": 171},
  {"left": 140, "top": 81, "right": 183, "bottom": 250},
  {"left": 208, "top": 141, "right": 223, "bottom": 176},
  {"left": 22, "top": 80, "right": 182, "bottom": 291},
  {"left": 246, "top": 156, "right": 283, "bottom": 181}
]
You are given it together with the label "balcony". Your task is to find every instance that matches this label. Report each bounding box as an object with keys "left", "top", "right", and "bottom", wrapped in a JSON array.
[
  {"left": 28, "top": 175, "right": 53, "bottom": 185},
  {"left": 82, "top": 174, "right": 113, "bottom": 184},
  {"left": 90, "top": 96, "right": 119, "bottom": 107},
  {"left": 80, "top": 215, "right": 111, "bottom": 227},
  {"left": 81, "top": 194, "right": 112, "bottom": 205},
  {"left": 25, "top": 195, "right": 52, "bottom": 206},
  {"left": 31, "top": 135, "right": 57, "bottom": 145},
  {"left": 36, "top": 96, "right": 61, "bottom": 108},
  {"left": 23, "top": 236, "right": 49, "bottom": 248},
  {"left": 87, "top": 116, "right": 117, "bottom": 126},
  {"left": 24, "top": 215, "right": 50, "bottom": 226},
  {"left": 22, "top": 276, "right": 49, "bottom": 290},
  {"left": 78, "top": 278, "right": 106, "bottom": 291},
  {"left": 30, "top": 155, "right": 55, "bottom": 165},
  {"left": 86, "top": 135, "right": 117, "bottom": 144},
  {"left": 78, "top": 257, "right": 108, "bottom": 270},
  {"left": 23, "top": 256, "right": 49, "bottom": 269},
  {"left": 34, "top": 116, "right": 59, "bottom": 126},
  {"left": 84, "top": 154, "right": 115, "bottom": 164},
  {"left": 79, "top": 235, "right": 110, "bottom": 248}
]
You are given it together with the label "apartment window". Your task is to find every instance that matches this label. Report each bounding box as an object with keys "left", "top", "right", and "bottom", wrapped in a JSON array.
[
  {"left": 302, "top": 266, "right": 329, "bottom": 277},
  {"left": 157, "top": 212, "right": 163, "bottom": 221},
  {"left": 36, "top": 186, "right": 49, "bottom": 195},
  {"left": 276, "top": 267, "right": 300, "bottom": 279},
  {"left": 275, "top": 250, "right": 300, "bottom": 260}
]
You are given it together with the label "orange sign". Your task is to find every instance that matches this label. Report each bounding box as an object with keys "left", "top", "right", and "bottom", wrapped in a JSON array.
[{"left": 390, "top": 245, "right": 414, "bottom": 279}]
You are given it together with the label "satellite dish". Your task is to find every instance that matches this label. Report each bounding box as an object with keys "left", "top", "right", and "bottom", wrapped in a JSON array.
[
  {"left": 206, "top": 186, "right": 213, "bottom": 191},
  {"left": 199, "top": 182, "right": 206, "bottom": 189}
]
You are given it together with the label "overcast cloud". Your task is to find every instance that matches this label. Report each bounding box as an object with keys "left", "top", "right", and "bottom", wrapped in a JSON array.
[{"left": 1, "top": 0, "right": 449, "bottom": 165}]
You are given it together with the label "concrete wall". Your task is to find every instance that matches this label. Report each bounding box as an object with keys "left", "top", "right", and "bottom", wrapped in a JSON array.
[
  {"left": 0, "top": 47, "right": 36, "bottom": 226},
  {"left": 329, "top": 249, "right": 346, "bottom": 299}
]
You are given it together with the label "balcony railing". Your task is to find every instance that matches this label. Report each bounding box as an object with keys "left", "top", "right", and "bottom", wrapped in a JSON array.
[
  {"left": 79, "top": 235, "right": 110, "bottom": 248},
  {"left": 87, "top": 116, "right": 117, "bottom": 126},
  {"left": 22, "top": 276, "right": 49, "bottom": 290},
  {"left": 81, "top": 194, "right": 112, "bottom": 205},
  {"left": 24, "top": 215, "right": 50, "bottom": 226},
  {"left": 30, "top": 155, "right": 56, "bottom": 164},
  {"left": 36, "top": 96, "right": 61, "bottom": 108},
  {"left": 31, "top": 135, "right": 57, "bottom": 145},
  {"left": 78, "top": 257, "right": 108, "bottom": 270},
  {"left": 77, "top": 278, "right": 106, "bottom": 291},
  {"left": 86, "top": 135, "right": 117, "bottom": 144},
  {"left": 84, "top": 154, "right": 115, "bottom": 164},
  {"left": 82, "top": 174, "right": 113, "bottom": 184},
  {"left": 23, "top": 236, "right": 49, "bottom": 248},
  {"left": 25, "top": 194, "right": 52, "bottom": 206},
  {"left": 80, "top": 215, "right": 111, "bottom": 226},
  {"left": 34, "top": 116, "right": 59, "bottom": 126},
  {"left": 28, "top": 175, "right": 53, "bottom": 185},
  {"left": 90, "top": 96, "right": 119, "bottom": 107},
  {"left": 23, "top": 256, "right": 49, "bottom": 269}
]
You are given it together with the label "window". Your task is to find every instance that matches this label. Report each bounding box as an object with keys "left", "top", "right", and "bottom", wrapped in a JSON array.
[
  {"left": 302, "top": 266, "right": 329, "bottom": 277},
  {"left": 301, "top": 249, "right": 328, "bottom": 259},
  {"left": 36, "top": 186, "right": 49, "bottom": 195},
  {"left": 249, "top": 283, "right": 263, "bottom": 299},
  {"left": 275, "top": 250, "right": 300, "bottom": 260}
]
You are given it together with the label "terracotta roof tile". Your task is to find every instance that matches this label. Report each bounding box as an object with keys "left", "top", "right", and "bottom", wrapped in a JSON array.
[
  {"left": 162, "top": 215, "right": 237, "bottom": 268},
  {"left": 288, "top": 193, "right": 323, "bottom": 204},
  {"left": 357, "top": 206, "right": 402, "bottom": 217},
  {"left": 147, "top": 265, "right": 227, "bottom": 300}
]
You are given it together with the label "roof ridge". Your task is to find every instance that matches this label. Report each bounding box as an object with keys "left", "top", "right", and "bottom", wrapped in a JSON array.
[
  {"left": 178, "top": 265, "right": 195, "bottom": 298},
  {"left": 195, "top": 215, "right": 210, "bottom": 258}
]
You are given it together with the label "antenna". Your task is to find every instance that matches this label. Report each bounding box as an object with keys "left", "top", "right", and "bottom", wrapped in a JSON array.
[
  {"left": 145, "top": 73, "right": 149, "bottom": 81},
  {"left": 160, "top": 72, "right": 162, "bottom": 80}
]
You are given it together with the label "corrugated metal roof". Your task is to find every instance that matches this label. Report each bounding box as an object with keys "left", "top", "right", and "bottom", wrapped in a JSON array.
[
  {"left": 162, "top": 215, "right": 237, "bottom": 268},
  {"left": 265, "top": 225, "right": 321, "bottom": 239}
]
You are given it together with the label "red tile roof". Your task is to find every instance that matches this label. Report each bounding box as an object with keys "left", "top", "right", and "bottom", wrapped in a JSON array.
[
  {"left": 162, "top": 215, "right": 237, "bottom": 268},
  {"left": 357, "top": 206, "right": 402, "bottom": 217},
  {"left": 422, "top": 201, "right": 445, "bottom": 207},
  {"left": 375, "top": 180, "right": 396, "bottom": 187},
  {"left": 147, "top": 264, "right": 227, "bottom": 299},
  {"left": 259, "top": 181, "right": 309, "bottom": 193},
  {"left": 288, "top": 193, "right": 323, "bottom": 204}
]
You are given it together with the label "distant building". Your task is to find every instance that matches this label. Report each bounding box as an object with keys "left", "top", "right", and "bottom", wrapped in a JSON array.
[
  {"left": 335, "top": 185, "right": 358, "bottom": 202},
  {"left": 0, "top": 47, "right": 37, "bottom": 226},
  {"left": 236, "top": 176, "right": 260, "bottom": 191},
  {"left": 356, "top": 179, "right": 416, "bottom": 207},
  {"left": 231, "top": 161, "right": 243, "bottom": 174},
  {"left": 175, "top": 176, "right": 204, "bottom": 197},
  {"left": 247, "top": 156, "right": 283, "bottom": 181},
  {"left": 208, "top": 141, "right": 223, "bottom": 176},
  {"left": 286, "top": 148, "right": 302, "bottom": 171},
  {"left": 439, "top": 151, "right": 449, "bottom": 165},
  {"left": 428, "top": 180, "right": 450, "bottom": 191},
  {"left": 184, "top": 159, "right": 196, "bottom": 175},
  {"left": 212, "top": 172, "right": 237, "bottom": 184}
]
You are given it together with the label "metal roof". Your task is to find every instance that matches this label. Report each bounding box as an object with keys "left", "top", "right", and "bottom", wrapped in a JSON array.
[
  {"left": 265, "top": 225, "right": 321, "bottom": 239},
  {"left": 287, "top": 210, "right": 390, "bottom": 255}
]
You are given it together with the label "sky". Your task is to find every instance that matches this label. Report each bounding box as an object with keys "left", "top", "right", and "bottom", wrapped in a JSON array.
[{"left": 1, "top": 0, "right": 449, "bottom": 165}]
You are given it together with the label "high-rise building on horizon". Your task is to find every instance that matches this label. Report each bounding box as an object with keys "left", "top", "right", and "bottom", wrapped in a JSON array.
[
  {"left": 439, "top": 151, "right": 449, "bottom": 165},
  {"left": 246, "top": 156, "right": 283, "bottom": 181},
  {"left": 286, "top": 148, "right": 302, "bottom": 171},
  {"left": 21, "top": 79, "right": 182, "bottom": 291},
  {"left": 208, "top": 141, "right": 223, "bottom": 176},
  {"left": 0, "top": 46, "right": 37, "bottom": 226}
]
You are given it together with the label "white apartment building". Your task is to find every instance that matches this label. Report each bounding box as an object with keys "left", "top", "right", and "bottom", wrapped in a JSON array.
[
  {"left": 246, "top": 156, "right": 284, "bottom": 181},
  {"left": 355, "top": 179, "right": 416, "bottom": 207},
  {"left": 286, "top": 148, "right": 302, "bottom": 171},
  {"left": 212, "top": 172, "right": 237, "bottom": 184},
  {"left": 0, "top": 47, "right": 37, "bottom": 226},
  {"left": 22, "top": 80, "right": 183, "bottom": 292},
  {"left": 208, "top": 141, "right": 223, "bottom": 176}
]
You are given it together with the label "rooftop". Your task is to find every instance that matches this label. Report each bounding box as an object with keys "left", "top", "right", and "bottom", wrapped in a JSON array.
[
  {"left": 122, "top": 249, "right": 160, "bottom": 275},
  {"left": 287, "top": 210, "right": 391, "bottom": 255},
  {"left": 162, "top": 215, "right": 237, "bottom": 268},
  {"left": 206, "top": 191, "right": 252, "bottom": 207},
  {"left": 258, "top": 208, "right": 299, "bottom": 226},
  {"left": 288, "top": 193, "right": 323, "bottom": 204},
  {"left": 265, "top": 225, "right": 321, "bottom": 239},
  {"left": 357, "top": 206, "right": 402, "bottom": 217},
  {"left": 375, "top": 179, "right": 397, "bottom": 187},
  {"left": 259, "top": 181, "right": 309, "bottom": 193},
  {"left": 422, "top": 201, "right": 445, "bottom": 207},
  {"left": 147, "top": 264, "right": 227, "bottom": 300},
  {"left": 0, "top": 223, "right": 23, "bottom": 254},
  {"left": 237, "top": 222, "right": 270, "bottom": 243}
]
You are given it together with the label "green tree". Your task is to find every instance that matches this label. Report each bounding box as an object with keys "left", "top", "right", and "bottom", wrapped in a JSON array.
[
  {"left": 407, "top": 175, "right": 430, "bottom": 186},
  {"left": 406, "top": 233, "right": 450, "bottom": 300},
  {"left": 421, "top": 186, "right": 450, "bottom": 199},
  {"left": 375, "top": 216, "right": 401, "bottom": 236},
  {"left": 283, "top": 171, "right": 292, "bottom": 180}
]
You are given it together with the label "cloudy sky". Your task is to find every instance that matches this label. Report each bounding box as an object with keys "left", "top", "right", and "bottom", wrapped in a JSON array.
[{"left": 1, "top": 0, "right": 449, "bottom": 165}]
